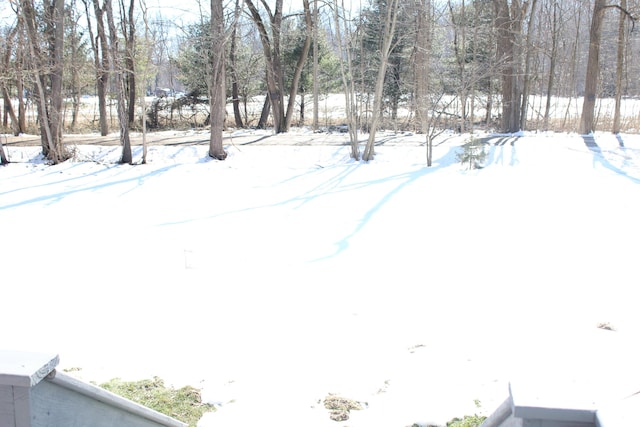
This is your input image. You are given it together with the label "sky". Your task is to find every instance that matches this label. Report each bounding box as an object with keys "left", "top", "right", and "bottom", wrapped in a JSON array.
[
  {"left": 0, "top": 0, "right": 350, "bottom": 47},
  {"left": 146, "top": 0, "right": 332, "bottom": 22},
  {"left": 0, "top": 0, "right": 312, "bottom": 27},
  {"left": 1, "top": 128, "right": 640, "bottom": 427},
  {"left": 0, "top": 2, "right": 15, "bottom": 26}
]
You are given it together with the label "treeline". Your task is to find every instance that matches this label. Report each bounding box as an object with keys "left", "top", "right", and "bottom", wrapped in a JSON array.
[{"left": 0, "top": 0, "right": 639, "bottom": 163}]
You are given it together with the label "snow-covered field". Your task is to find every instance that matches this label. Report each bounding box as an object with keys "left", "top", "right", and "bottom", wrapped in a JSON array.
[{"left": 1, "top": 129, "right": 639, "bottom": 427}]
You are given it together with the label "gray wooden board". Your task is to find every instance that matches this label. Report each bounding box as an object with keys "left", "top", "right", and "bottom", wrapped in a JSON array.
[
  {"left": 13, "top": 386, "right": 31, "bottom": 427},
  {"left": 0, "top": 350, "right": 59, "bottom": 387},
  {"left": 31, "top": 380, "right": 175, "bottom": 427},
  {"left": 522, "top": 420, "right": 594, "bottom": 427},
  {"left": 0, "top": 386, "right": 16, "bottom": 427},
  {"left": 514, "top": 406, "right": 596, "bottom": 424},
  {"left": 481, "top": 397, "right": 513, "bottom": 427},
  {"left": 1, "top": 351, "right": 188, "bottom": 427}
]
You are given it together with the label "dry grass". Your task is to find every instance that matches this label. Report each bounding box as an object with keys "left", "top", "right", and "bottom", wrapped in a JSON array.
[
  {"left": 323, "top": 394, "right": 365, "bottom": 422},
  {"left": 100, "top": 376, "right": 215, "bottom": 427},
  {"left": 4, "top": 94, "right": 640, "bottom": 136}
]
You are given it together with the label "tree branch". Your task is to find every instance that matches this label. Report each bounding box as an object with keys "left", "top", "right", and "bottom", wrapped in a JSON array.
[{"left": 604, "top": 4, "right": 637, "bottom": 21}]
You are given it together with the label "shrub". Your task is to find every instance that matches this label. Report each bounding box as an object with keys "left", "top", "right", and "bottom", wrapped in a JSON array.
[{"left": 457, "top": 137, "right": 487, "bottom": 169}]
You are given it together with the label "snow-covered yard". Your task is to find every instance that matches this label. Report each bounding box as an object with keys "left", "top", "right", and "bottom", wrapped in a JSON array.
[{"left": 1, "top": 129, "right": 639, "bottom": 427}]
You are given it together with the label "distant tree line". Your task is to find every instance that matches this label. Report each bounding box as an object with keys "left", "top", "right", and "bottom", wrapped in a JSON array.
[{"left": 0, "top": 0, "right": 639, "bottom": 163}]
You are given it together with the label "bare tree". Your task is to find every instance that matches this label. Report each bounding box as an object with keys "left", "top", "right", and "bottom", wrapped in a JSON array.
[
  {"left": 1, "top": 24, "right": 22, "bottom": 136},
  {"left": 245, "top": 0, "right": 286, "bottom": 132},
  {"left": 20, "top": 0, "right": 68, "bottom": 163},
  {"left": 105, "top": 0, "right": 133, "bottom": 163},
  {"left": 229, "top": 0, "right": 244, "bottom": 128},
  {"left": 519, "top": 0, "right": 538, "bottom": 131},
  {"left": 579, "top": 0, "right": 635, "bottom": 135},
  {"left": 612, "top": 0, "right": 627, "bottom": 134},
  {"left": 208, "top": 0, "right": 227, "bottom": 160},
  {"left": 121, "top": 0, "right": 136, "bottom": 126},
  {"left": 245, "top": 0, "right": 313, "bottom": 133},
  {"left": 542, "top": 0, "right": 560, "bottom": 131},
  {"left": 284, "top": 0, "right": 313, "bottom": 129},
  {"left": 312, "top": 0, "right": 319, "bottom": 131},
  {"left": 362, "top": 0, "right": 400, "bottom": 161},
  {"left": 579, "top": 0, "right": 607, "bottom": 135},
  {"left": 332, "top": 0, "right": 360, "bottom": 160},
  {"left": 414, "top": 0, "right": 431, "bottom": 135},
  {"left": 48, "top": 0, "right": 65, "bottom": 150},
  {"left": 561, "top": 3, "right": 584, "bottom": 130},
  {"left": 66, "top": 0, "right": 88, "bottom": 132},
  {"left": 138, "top": 0, "right": 156, "bottom": 164},
  {"left": 448, "top": 0, "right": 468, "bottom": 134},
  {"left": 14, "top": 24, "right": 27, "bottom": 135},
  {"left": 414, "top": 0, "right": 433, "bottom": 164},
  {"left": 493, "top": 0, "right": 527, "bottom": 133},
  {"left": 84, "top": 0, "right": 110, "bottom": 136}
]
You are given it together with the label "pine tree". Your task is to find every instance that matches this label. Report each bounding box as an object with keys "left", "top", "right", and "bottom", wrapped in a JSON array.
[{"left": 457, "top": 137, "right": 486, "bottom": 169}]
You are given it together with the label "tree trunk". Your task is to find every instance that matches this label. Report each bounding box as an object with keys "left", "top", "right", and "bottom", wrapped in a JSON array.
[
  {"left": 87, "top": 0, "right": 111, "bottom": 136},
  {"left": 414, "top": 0, "right": 431, "bottom": 134},
  {"left": 105, "top": 0, "right": 132, "bottom": 164},
  {"left": 332, "top": 0, "right": 359, "bottom": 160},
  {"left": 245, "top": 0, "right": 286, "bottom": 133},
  {"left": 71, "top": 85, "right": 81, "bottom": 131},
  {"left": 299, "top": 91, "right": 305, "bottom": 126},
  {"left": 579, "top": 0, "right": 606, "bottom": 135},
  {"left": 284, "top": 0, "right": 313, "bottom": 131},
  {"left": 612, "top": 0, "right": 627, "bottom": 134},
  {"left": 493, "top": 0, "right": 524, "bottom": 133},
  {"left": 69, "top": 3, "right": 81, "bottom": 132},
  {"left": 449, "top": 0, "right": 467, "bottom": 134},
  {"left": 389, "top": 58, "right": 401, "bottom": 125},
  {"left": 230, "top": 0, "right": 244, "bottom": 128},
  {"left": 139, "top": 0, "right": 152, "bottom": 164},
  {"left": 16, "top": 64, "right": 26, "bottom": 134},
  {"left": 543, "top": 0, "right": 559, "bottom": 131},
  {"left": 125, "top": 0, "right": 136, "bottom": 126},
  {"left": 1, "top": 88, "right": 20, "bottom": 136},
  {"left": 485, "top": 82, "right": 493, "bottom": 126},
  {"left": 562, "top": 6, "right": 583, "bottom": 130},
  {"left": 415, "top": 0, "right": 432, "bottom": 165},
  {"left": 49, "top": 0, "right": 65, "bottom": 147},
  {"left": 312, "top": 0, "right": 319, "bottom": 131},
  {"left": 0, "top": 137, "right": 8, "bottom": 165},
  {"left": 363, "top": 0, "right": 400, "bottom": 161},
  {"left": 519, "top": 0, "right": 538, "bottom": 131},
  {"left": 257, "top": 92, "right": 271, "bottom": 129},
  {"left": 208, "top": 0, "right": 227, "bottom": 160},
  {"left": 1, "top": 25, "right": 21, "bottom": 136},
  {"left": 21, "top": 0, "right": 67, "bottom": 163},
  {"left": 469, "top": 0, "right": 478, "bottom": 133}
]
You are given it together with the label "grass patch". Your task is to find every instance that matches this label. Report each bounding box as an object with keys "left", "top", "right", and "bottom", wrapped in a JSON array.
[
  {"left": 100, "top": 376, "right": 215, "bottom": 427},
  {"left": 323, "top": 394, "right": 365, "bottom": 421},
  {"left": 446, "top": 400, "right": 486, "bottom": 427},
  {"left": 446, "top": 414, "right": 487, "bottom": 427},
  {"left": 99, "top": 378, "right": 486, "bottom": 427}
]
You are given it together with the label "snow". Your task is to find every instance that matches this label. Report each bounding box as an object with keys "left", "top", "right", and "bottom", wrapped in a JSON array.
[{"left": 1, "top": 129, "right": 640, "bottom": 427}]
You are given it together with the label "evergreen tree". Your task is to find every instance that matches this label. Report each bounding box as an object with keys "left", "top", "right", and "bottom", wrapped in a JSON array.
[
  {"left": 457, "top": 137, "right": 487, "bottom": 169},
  {"left": 281, "top": 16, "right": 341, "bottom": 125},
  {"left": 175, "top": 22, "right": 212, "bottom": 98}
]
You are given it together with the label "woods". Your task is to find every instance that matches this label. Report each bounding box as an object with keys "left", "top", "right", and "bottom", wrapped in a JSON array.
[{"left": 1, "top": 0, "right": 640, "bottom": 163}]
